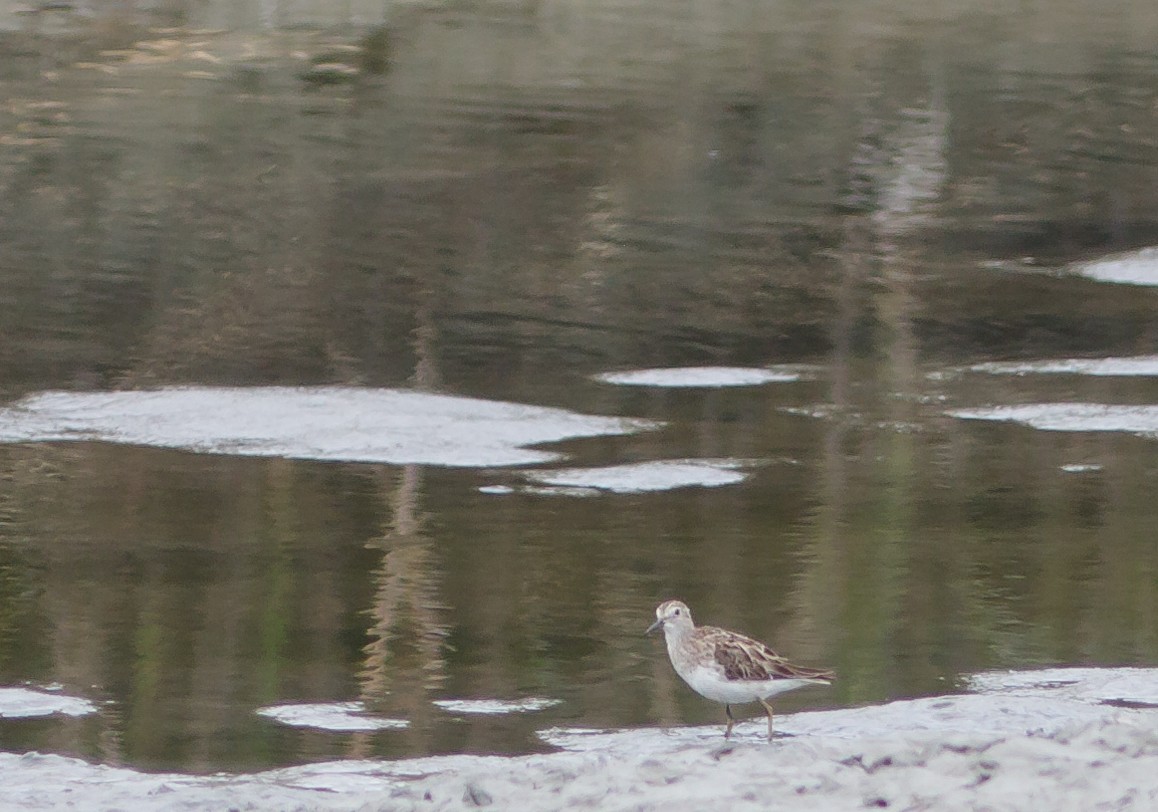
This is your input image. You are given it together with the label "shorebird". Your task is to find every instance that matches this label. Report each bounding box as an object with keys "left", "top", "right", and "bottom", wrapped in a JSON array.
[{"left": 646, "top": 599, "right": 834, "bottom": 740}]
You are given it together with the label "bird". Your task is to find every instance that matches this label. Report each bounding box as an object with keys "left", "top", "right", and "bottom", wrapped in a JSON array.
[{"left": 646, "top": 599, "right": 834, "bottom": 740}]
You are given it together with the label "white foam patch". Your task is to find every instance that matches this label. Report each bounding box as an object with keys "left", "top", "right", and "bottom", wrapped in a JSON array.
[
  {"left": 256, "top": 702, "right": 408, "bottom": 732},
  {"left": 0, "top": 387, "right": 658, "bottom": 468},
  {"left": 433, "top": 698, "right": 562, "bottom": 715},
  {"left": 948, "top": 403, "right": 1158, "bottom": 438},
  {"left": 519, "top": 485, "right": 604, "bottom": 497},
  {"left": 593, "top": 366, "right": 805, "bottom": 388},
  {"left": 1070, "top": 246, "right": 1158, "bottom": 286},
  {"left": 781, "top": 405, "right": 841, "bottom": 420},
  {"left": 0, "top": 688, "right": 98, "bottom": 719},
  {"left": 968, "top": 355, "right": 1158, "bottom": 376},
  {"left": 968, "top": 667, "right": 1158, "bottom": 708},
  {"left": 520, "top": 459, "right": 749, "bottom": 493},
  {"left": 478, "top": 483, "right": 604, "bottom": 497},
  {"left": 1060, "top": 463, "right": 1103, "bottom": 473}
]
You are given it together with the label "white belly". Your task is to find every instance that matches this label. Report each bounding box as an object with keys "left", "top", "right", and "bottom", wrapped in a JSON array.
[{"left": 680, "top": 665, "right": 817, "bottom": 705}]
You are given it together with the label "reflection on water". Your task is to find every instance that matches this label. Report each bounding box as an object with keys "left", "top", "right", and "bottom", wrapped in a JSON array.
[
  {"left": 0, "top": 0, "right": 1157, "bottom": 775},
  {"left": 358, "top": 464, "right": 447, "bottom": 757}
]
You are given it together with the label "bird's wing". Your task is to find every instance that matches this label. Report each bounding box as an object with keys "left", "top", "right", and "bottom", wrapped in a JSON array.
[{"left": 707, "top": 627, "right": 835, "bottom": 683}]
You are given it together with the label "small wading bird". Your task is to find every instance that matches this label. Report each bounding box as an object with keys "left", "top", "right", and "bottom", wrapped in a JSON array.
[{"left": 646, "top": 600, "right": 834, "bottom": 740}]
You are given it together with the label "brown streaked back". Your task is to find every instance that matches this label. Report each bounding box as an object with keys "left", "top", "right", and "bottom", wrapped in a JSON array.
[{"left": 704, "top": 626, "right": 836, "bottom": 683}]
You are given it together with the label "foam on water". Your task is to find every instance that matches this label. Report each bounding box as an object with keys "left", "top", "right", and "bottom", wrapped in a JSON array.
[
  {"left": 967, "top": 355, "right": 1158, "bottom": 376},
  {"left": 948, "top": 403, "right": 1158, "bottom": 438},
  {"left": 968, "top": 667, "right": 1158, "bottom": 708},
  {"left": 0, "top": 687, "right": 98, "bottom": 719},
  {"left": 255, "top": 702, "right": 408, "bottom": 732},
  {"left": 0, "top": 387, "right": 659, "bottom": 467},
  {"left": 593, "top": 366, "right": 806, "bottom": 388},
  {"left": 519, "top": 459, "right": 750, "bottom": 493},
  {"left": 1069, "top": 246, "right": 1158, "bottom": 286},
  {"left": 432, "top": 697, "right": 562, "bottom": 715}
]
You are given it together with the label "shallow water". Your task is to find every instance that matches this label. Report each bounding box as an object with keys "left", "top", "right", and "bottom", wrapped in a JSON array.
[{"left": 0, "top": 0, "right": 1157, "bottom": 777}]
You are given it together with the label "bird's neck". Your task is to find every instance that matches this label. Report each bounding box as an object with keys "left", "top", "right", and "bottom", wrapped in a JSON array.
[{"left": 663, "top": 623, "right": 693, "bottom": 645}]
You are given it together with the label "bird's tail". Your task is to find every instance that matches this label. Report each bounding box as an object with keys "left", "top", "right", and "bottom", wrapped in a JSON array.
[{"left": 795, "top": 667, "right": 835, "bottom": 684}]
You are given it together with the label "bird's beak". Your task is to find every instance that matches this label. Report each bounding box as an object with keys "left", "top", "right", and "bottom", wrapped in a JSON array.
[{"left": 645, "top": 618, "right": 663, "bottom": 636}]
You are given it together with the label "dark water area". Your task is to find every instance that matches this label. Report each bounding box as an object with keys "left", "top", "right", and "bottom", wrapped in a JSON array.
[{"left": 0, "top": 0, "right": 1157, "bottom": 775}]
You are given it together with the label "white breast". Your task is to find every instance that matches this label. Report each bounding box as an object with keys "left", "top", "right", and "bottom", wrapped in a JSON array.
[{"left": 679, "top": 664, "right": 816, "bottom": 704}]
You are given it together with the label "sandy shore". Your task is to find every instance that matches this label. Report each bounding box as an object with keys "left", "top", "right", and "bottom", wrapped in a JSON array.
[{"left": 2, "top": 668, "right": 1158, "bottom": 811}]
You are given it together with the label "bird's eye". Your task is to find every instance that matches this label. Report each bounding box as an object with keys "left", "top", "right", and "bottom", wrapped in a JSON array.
[{"left": 673, "top": 609, "right": 681, "bottom": 616}]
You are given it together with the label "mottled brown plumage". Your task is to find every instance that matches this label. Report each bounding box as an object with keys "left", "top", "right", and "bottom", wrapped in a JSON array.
[
  {"left": 647, "top": 600, "right": 834, "bottom": 740},
  {"left": 712, "top": 631, "right": 836, "bottom": 683}
]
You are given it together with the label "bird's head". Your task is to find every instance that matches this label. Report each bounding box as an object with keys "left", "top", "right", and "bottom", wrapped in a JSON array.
[{"left": 645, "top": 599, "right": 694, "bottom": 636}]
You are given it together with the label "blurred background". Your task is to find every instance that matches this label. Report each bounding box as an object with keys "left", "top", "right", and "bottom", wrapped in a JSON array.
[{"left": 0, "top": 0, "right": 1157, "bottom": 774}]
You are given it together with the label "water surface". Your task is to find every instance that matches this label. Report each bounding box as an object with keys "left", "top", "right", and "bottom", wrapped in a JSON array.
[{"left": 0, "top": 0, "right": 1157, "bottom": 774}]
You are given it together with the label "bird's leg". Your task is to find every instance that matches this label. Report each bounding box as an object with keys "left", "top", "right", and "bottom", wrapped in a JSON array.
[
  {"left": 759, "top": 698, "right": 775, "bottom": 741},
  {"left": 724, "top": 704, "right": 734, "bottom": 739}
]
